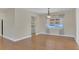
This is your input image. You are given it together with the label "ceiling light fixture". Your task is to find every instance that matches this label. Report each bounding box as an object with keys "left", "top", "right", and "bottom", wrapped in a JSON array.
[{"left": 47, "top": 8, "right": 51, "bottom": 18}]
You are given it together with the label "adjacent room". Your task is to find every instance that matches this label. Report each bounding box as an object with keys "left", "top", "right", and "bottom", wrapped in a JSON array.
[{"left": 0, "top": 8, "right": 78, "bottom": 50}]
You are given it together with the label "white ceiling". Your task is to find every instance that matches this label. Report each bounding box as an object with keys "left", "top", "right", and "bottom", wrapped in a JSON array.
[
  {"left": 26, "top": 8, "right": 73, "bottom": 14},
  {"left": 0, "top": 8, "right": 73, "bottom": 14}
]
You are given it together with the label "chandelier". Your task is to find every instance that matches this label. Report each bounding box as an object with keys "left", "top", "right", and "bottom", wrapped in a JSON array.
[{"left": 47, "top": 8, "right": 51, "bottom": 18}]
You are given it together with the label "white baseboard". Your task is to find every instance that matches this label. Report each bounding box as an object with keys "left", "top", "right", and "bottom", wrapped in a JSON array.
[
  {"left": 61, "top": 34, "right": 75, "bottom": 38},
  {"left": 37, "top": 32, "right": 75, "bottom": 38},
  {"left": 0, "top": 35, "right": 32, "bottom": 42},
  {"left": 0, "top": 34, "right": 1, "bottom": 36},
  {"left": 3, "top": 35, "right": 15, "bottom": 41},
  {"left": 1, "top": 32, "right": 76, "bottom": 42},
  {"left": 76, "top": 39, "right": 79, "bottom": 46},
  {"left": 14, "top": 35, "right": 32, "bottom": 42},
  {"left": 36, "top": 33, "right": 41, "bottom": 35},
  {"left": 36, "top": 32, "right": 47, "bottom": 35}
]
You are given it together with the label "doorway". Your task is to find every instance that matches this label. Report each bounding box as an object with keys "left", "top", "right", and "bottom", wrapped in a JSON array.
[
  {"left": 0, "top": 19, "right": 4, "bottom": 49},
  {"left": 31, "top": 16, "right": 36, "bottom": 36}
]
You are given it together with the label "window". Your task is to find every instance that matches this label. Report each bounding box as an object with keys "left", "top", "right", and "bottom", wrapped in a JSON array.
[{"left": 47, "top": 18, "right": 64, "bottom": 29}]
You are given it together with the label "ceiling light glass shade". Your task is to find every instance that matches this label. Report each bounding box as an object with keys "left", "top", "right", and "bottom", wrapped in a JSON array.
[{"left": 47, "top": 15, "right": 51, "bottom": 18}]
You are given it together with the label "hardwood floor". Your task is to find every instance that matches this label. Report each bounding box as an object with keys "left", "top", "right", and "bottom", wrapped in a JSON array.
[
  {"left": 0, "top": 35, "right": 78, "bottom": 50},
  {"left": 0, "top": 36, "right": 3, "bottom": 49}
]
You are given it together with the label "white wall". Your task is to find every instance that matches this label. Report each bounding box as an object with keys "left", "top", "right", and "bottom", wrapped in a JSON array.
[
  {"left": 15, "top": 9, "right": 27, "bottom": 39},
  {"left": 15, "top": 8, "right": 40, "bottom": 40},
  {"left": 38, "top": 15, "right": 47, "bottom": 34},
  {"left": 3, "top": 9, "right": 15, "bottom": 39},
  {"left": 76, "top": 8, "right": 79, "bottom": 46},
  {"left": 0, "top": 11, "right": 6, "bottom": 36},
  {"left": 0, "top": 9, "right": 15, "bottom": 40},
  {"left": 0, "top": 8, "right": 40, "bottom": 41},
  {"left": 64, "top": 9, "right": 76, "bottom": 37},
  {"left": 39, "top": 9, "right": 76, "bottom": 38}
]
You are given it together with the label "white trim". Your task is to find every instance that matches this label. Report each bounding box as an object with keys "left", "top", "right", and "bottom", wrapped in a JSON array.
[
  {"left": 61, "top": 34, "right": 75, "bottom": 38},
  {"left": 0, "top": 34, "right": 2, "bottom": 36},
  {"left": 1, "top": 32, "right": 75, "bottom": 42},
  {"left": 36, "top": 32, "right": 47, "bottom": 35},
  {"left": 14, "top": 35, "right": 32, "bottom": 42},
  {"left": 37, "top": 32, "right": 75, "bottom": 38},
  {"left": 3, "top": 35, "right": 15, "bottom": 41},
  {"left": 63, "top": 32, "right": 76, "bottom": 38},
  {"left": 76, "top": 39, "right": 79, "bottom": 46},
  {"left": 1, "top": 35, "right": 32, "bottom": 42},
  {"left": 36, "top": 32, "right": 43, "bottom": 35}
]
